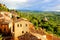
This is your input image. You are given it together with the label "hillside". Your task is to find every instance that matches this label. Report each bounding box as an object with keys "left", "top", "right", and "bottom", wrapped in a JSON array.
[
  {"left": 0, "top": 3, "right": 60, "bottom": 40},
  {"left": 16, "top": 11, "right": 60, "bottom": 37}
]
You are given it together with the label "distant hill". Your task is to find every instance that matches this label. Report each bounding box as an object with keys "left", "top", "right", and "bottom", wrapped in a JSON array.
[
  {"left": 16, "top": 9, "right": 60, "bottom": 14},
  {"left": 0, "top": 3, "right": 60, "bottom": 15}
]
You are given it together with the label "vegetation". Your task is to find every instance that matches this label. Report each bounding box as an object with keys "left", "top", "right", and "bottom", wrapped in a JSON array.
[
  {"left": 16, "top": 11, "right": 60, "bottom": 37},
  {"left": 0, "top": 3, "right": 9, "bottom": 11},
  {"left": 0, "top": 35, "right": 3, "bottom": 40},
  {"left": 0, "top": 3, "right": 60, "bottom": 37}
]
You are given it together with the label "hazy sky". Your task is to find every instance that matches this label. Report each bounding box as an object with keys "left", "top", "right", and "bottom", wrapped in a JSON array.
[{"left": 0, "top": 0, "right": 60, "bottom": 11}]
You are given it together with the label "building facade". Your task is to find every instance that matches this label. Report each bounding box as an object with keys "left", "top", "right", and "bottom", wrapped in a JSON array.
[{"left": 0, "top": 11, "right": 34, "bottom": 38}]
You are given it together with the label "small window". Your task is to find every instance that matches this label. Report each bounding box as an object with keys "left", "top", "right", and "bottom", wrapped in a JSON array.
[
  {"left": 4, "top": 28, "right": 6, "bottom": 31},
  {"left": 13, "top": 25, "right": 14, "bottom": 32},
  {"left": 26, "top": 24, "right": 27, "bottom": 27},
  {"left": 26, "top": 32, "right": 27, "bottom": 33},
  {"left": 17, "top": 24, "right": 19, "bottom": 27},
  {"left": 22, "top": 31, "right": 24, "bottom": 33},
  {"left": 20, "top": 24, "right": 22, "bottom": 27},
  {"left": 17, "top": 17, "right": 20, "bottom": 19}
]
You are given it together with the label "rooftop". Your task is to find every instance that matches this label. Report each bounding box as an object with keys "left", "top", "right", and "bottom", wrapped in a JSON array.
[{"left": 14, "top": 18, "right": 29, "bottom": 22}]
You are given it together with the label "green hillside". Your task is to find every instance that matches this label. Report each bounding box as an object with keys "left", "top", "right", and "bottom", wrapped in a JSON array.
[
  {"left": 16, "top": 11, "right": 60, "bottom": 37},
  {"left": 0, "top": 3, "right": 60, "bottom": 37}
]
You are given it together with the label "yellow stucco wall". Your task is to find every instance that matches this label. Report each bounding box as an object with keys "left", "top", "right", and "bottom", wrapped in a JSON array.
[{"left": 14, "top": 20, "right": 30, "bottom": 37}]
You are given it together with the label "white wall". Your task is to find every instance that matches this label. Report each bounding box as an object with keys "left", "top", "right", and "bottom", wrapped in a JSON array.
[{"left": 9, "top": 22, "right": 13, "bottom": 33}]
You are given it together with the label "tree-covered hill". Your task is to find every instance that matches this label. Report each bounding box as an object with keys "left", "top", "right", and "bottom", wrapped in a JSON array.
[
  {"left": 0, "top": 3, "right": 60, "bottom": 37},
  {"left": 16, "top": 11, "right": 60, "bottom": 37}
]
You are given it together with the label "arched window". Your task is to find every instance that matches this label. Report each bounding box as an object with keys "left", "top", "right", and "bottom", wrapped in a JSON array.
[
  {"left": 26, "top": 24, "right": 27, "bottom": 27},
  {"left": 17, "top": 24, "right": 19, "bottom": 27},
  {"left": 20, "top": 24, "right": 22, "bottom": 27}
]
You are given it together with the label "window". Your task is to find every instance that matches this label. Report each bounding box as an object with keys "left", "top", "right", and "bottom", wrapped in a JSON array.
[
  {"left": 26, "top": 32, "right": 27, "bottom": 33},
  {"left": 26, "top": 24, "right": 27, "bottom": 27},
  {"left": 20, "top": 24, "right": 22, "bottom": 27},
  {"left": 12, "top": 15, "right": 14, "bottom": 18},
  {"left": 17, "top": 17, "right": 20, "bottom": 19},
  {"left": 17, "top": 24, "right": 19, "bottom": 27},
  {"left": 13, "top": 25, "right": 14, "bottom": 32},
  {"left": 4, "top": 28, "right": 6, "bottom": 31},
  {"left": 22, "top": 31, "right": 24, "bottom": 33}
]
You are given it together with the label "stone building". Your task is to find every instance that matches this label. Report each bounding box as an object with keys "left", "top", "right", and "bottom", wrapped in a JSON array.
[
  {"left": 0, "top": 11, "right": 48, "bottom": 40},
  {"left": 13, "top": 18, "right": 31, "bottom": 38},
  {"left": 42, "top": 16, "right": 48, "bottom": 22},
  {"left": 0, "top": 11, "right": 34, "bottom": 38}
]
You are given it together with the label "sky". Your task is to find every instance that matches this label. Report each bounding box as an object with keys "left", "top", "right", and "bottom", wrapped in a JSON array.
[{"left": 0, "top": 0, "right": 60, "bottom": 11}]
